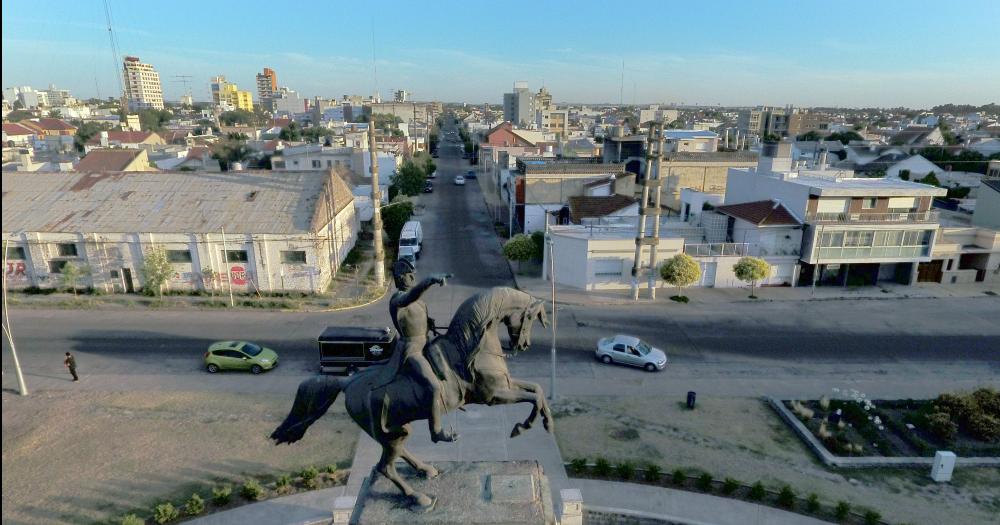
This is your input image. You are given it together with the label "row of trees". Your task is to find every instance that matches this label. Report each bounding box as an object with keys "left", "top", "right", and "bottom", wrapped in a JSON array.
[{"left": 391, "top": 152, "right": 436, "bottom": 197}]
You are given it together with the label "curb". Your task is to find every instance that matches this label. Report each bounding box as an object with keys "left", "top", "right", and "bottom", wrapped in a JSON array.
[
  {"left": 765, "top": 396, "right": 1000, "bottom": 469},
  {"left": 318, "top": 285, "right": 389, "bottom": 313}
]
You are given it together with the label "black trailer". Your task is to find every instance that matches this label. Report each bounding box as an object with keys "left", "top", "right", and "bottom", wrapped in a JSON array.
[{"left": 318, "top": 326, "right": 396, "bottom": 374}]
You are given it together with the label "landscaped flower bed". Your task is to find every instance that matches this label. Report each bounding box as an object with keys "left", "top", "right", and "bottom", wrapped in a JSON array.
[
  {"left": 566, "top": 459, "right": 888, "bottom": 525},
  {"left": 785, "top": 387, "right": 1000, "bottom": 458}
]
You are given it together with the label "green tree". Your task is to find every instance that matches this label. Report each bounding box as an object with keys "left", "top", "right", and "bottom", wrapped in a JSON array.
[
  {"left": 278, "top": 121, "right": 301, "bottom": 141},
  {"left": 502, "top": 234, "right": 535, "bottom": 271},
  {"left": 733, "top": 256, "right": 771, "bottom": 299},
  {"left": 827, "top": 131, "right": 864, "bottom": 144},
  {"left": 796, "top": 130, "right": 823, "bottom": 142},
  {"left": 920, "top": 171, "right": 940, "bottom": 186},
  {"left": 137, "top": 108, "right": 173, "bottom": 131},
  {"left": 73, "top": 121, "right": 114, "bottom": 152},
  {"left": 49, "top": 109, "right": 62, "bottom": 119},
  {"left": 392, "top": 160, "right": 426, "bottom": 196},
  {"left": 211, "top": 136, "right": 252, "bottom": 171},
  {"left": 5, "top": 109, "right": 35, "bottom": 122},
  {"left": 141, "top": 248, "right": 174, "bottom": 297},
  {"left": 60, "top": 262, "right": 90, "bottom": 296},
  {"left": 530, "top": 230, "right": 546, "bottom": 261},
  {"left": 381, "top": 201, "right": 414, "bottom": 241},
  {"left": 898, "top": 169, "right": 911, "bottom": 180},
  {"left": 659, "top": 253, "right": 701, "bottom": 301},
  {"left": 201, "top": 267, "right": 219, "bottom": 296},
  {"left": 301, "top": 126, "right": 334, "bottom": 144},
  {"left": 219, "top": 109, "right": 254, "bottom": 126}
]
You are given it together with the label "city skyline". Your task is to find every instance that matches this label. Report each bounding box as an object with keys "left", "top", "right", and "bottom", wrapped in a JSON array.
[{"left": 2, "top": 0, "right": 1000, "bottom": 108}]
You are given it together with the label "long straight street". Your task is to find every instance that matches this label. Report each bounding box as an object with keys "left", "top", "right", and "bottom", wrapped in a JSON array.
[{"left": 4, "top": 117, "right": 999, "bottom": 401}]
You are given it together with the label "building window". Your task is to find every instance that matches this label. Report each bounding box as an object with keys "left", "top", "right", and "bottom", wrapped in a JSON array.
[
  {"left": 166, "top": 250, "right": 192, "bottom": 263},
  {"left": 947, "top": 259, "right": 954, "bottom": 271},
  {"left": 327, "top": 160, "right": 332, "bottom": 167},
  {"left": 312, "top": 160, "right": 321, "bottom": 168},
  {"left": 861, "top": 197, "right": 877, "bottom": 209},
  {"left": 49, "top": 260, "right": 68, "bottom": 273},
  {"left": 6, "top": 246, "right": 26, "bottom": 260},
  {"left": 820, "top": 232, "right": 844, "bottom": 247},
  {"left": 223, "top": 250, "right": 248, "bottom": 263},
  {"left": 845, "top": 231, "right": 874, "bottom": 247},
  {"left": 57, "top": 243, "right": 78, "bottom": 256},
  {"left": 280, "top": 250, "right": 307, "bottom": 264}
]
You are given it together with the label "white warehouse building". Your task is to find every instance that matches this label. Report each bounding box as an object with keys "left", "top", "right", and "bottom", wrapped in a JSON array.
[{"left": 2, "top": 170, "right": 358, "bottom": 294}]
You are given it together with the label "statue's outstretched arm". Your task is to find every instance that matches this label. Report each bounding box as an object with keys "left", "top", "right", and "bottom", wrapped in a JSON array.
[{"left": 394, "top": 273, "right": 452, "bottom": 308}]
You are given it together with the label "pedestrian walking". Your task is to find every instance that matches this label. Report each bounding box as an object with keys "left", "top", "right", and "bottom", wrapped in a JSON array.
[{"left": 64, "top": 352, "right": 79, "bottom": 381}]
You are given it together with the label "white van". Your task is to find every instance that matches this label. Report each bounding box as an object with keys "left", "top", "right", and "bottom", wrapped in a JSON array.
[{"left": 398, "top": 221, "right": 423, "bottom": 260}]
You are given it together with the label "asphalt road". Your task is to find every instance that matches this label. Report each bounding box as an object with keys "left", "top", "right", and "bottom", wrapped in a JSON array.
[{"left": 3, "top": 116, "right": 999, "bottom": 399}]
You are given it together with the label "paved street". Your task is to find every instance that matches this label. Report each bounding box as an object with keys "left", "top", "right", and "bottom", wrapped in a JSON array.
[{"left": 3, "top": 118, "right": 999, "bottom": 400}]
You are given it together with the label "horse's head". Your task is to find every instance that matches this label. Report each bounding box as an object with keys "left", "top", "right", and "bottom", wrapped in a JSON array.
[{"left": 505, "top": 299, "right": 548, "bottom": 354}]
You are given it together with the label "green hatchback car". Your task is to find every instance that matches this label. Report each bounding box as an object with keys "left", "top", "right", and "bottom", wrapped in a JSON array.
[{"left": 204, "top": 341, "right": 279, "bottom": 374}]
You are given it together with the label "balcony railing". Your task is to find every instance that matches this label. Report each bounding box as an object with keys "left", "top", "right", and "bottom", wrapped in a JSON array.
[
  {"left": 684, "top": 243, "right": 750, "bottom": 257},
  {"left": 805, "top": 210, "right": 939, "bottom": 224},
  {"left": 817, "top": 245, "right": 930, "bottom": 260}
]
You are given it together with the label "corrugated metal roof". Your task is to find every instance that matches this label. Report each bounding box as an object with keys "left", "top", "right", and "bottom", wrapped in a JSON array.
[{"left": 2, "top": 170, "right": 353, "bottom": 235}]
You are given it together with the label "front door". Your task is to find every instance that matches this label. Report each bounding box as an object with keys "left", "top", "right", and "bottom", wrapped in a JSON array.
[
  {"left": 122, "top": 268, "right": 135, "bottom": 293},
  {"left": 917, "top": 260, "right": 943, "bottom": 283}
]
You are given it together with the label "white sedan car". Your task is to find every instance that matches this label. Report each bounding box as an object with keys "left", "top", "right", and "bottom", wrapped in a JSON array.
[
  {"left": 596, "top": 335, "right": 667, "bottom": 372},
  {"left": 454, "top": 175, "right": 466, "bottom": 186}
]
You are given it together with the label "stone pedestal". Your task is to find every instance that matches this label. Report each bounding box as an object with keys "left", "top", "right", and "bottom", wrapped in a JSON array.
[
  {"left": 931, "top": 450, "right": 956, "bottom": 482},
  {"left": 351, "top": 461, "right": 555, "bottom": 524}
]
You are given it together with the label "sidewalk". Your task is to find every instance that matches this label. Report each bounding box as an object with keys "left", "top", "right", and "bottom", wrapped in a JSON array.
[{"left": 513, "top": 271, "right": 999, "bottom": 307}]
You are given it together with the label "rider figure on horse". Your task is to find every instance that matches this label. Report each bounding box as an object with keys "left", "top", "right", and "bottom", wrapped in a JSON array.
[{"left": 389, "top": 259, "right": 458, "bottom": 443}]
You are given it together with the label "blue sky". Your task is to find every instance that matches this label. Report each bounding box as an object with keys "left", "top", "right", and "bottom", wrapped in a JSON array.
[{"left": 3, "top": 0, "right": 998, "bottom": 108}]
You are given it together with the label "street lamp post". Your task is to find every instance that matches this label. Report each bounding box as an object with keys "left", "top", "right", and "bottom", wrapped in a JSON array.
[
  {"left": 2, "top": 237, "right": 30, "bottom": 396},
  {"left": 547, "top": 235, "right": 557, "bottom": 400}
]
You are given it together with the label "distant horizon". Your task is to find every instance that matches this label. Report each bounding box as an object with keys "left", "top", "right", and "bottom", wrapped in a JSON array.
[{"left": 3, "top": 0, "right": 999, "bottom": 108}]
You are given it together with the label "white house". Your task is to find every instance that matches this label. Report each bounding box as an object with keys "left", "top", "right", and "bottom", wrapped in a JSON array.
[
  {"left": 885, "top": 155, "right": 940, "bottom": 179},
  {"left": 2, "top": 170, "right": 358, "bottom": 294}
]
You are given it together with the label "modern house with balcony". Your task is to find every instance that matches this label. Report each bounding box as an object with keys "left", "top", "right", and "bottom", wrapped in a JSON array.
[{"left": 725, "top": 142, "right": 946, "bottom": 286}]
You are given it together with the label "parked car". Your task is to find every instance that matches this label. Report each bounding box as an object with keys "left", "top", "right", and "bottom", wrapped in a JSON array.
[
  {"left": 454, "top": 175, "right": 466, "bottom": 185},
  {"left": 423, "top": 181, "right": 434, "bottom": 193},
  {"left": 428, "top": 170, "right": 437, "bottom": 179},
  {"left": 319, "top": 326, "right": 396, "bottom": 375},
  {"left": 595, "top": 335, "right": 667, "bottom": 372},
  {"left": 398, "top": 220, "right": 423, "bottom": 260},
  {"left": 466, "top": 170, "right": 477, "bottom": 179},
  {"left": 205, "top": 341, "right": 279, "bottom": 374}
]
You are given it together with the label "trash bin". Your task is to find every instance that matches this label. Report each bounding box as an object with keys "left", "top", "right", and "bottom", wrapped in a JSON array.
[{"left": 686, "top": 391, "right": 696, "bottom": 410}]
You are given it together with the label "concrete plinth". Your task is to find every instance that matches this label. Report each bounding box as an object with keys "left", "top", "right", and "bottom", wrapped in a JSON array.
[
  {"left": 931, "top": 450, "right": 956, "bottom": 482},
  {"left": 351, "top": 460, "right": 555, "bottom": 524}
]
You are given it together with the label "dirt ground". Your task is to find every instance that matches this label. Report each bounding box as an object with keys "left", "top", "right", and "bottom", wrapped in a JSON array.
[
  {"left": 552, "top": 396, "right": 1000, "bottom": 525},
  {"left": 1, "top": 390, "right": 357, "bottom": 525}
]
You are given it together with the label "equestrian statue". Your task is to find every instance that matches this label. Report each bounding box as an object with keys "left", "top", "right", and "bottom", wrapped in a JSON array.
[{"left": 271, "top": 260, "right": 551, "bottom": 509}]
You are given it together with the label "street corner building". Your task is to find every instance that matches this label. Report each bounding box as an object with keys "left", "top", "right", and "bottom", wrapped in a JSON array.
[{"left": 1, "top": 170, "right": 358, "bottom": 294}]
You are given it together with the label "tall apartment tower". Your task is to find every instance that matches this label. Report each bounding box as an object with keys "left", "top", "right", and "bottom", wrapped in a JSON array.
[
  {"left": 502, "top": 81, "right": 535, "bottom": 128},
  {"left": 122, "top": 56, "right": 164, "bottom": 110},
  {"left": 256, "top": 67, "right": 277, "bottom": 102}
]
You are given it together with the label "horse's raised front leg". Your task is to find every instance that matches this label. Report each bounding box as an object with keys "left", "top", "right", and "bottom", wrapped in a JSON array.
[
  {"left": 485, "top": 382, "right": 544, "bottom": 438},
  {"left": 398, "top": 446, "right": 439, "bottom": 479},
  {"left": 375, "top": 437, "right": 435, "bottom": 510},
  {"left": 510, "top": 378, "right": 553, "bottom": 433}
]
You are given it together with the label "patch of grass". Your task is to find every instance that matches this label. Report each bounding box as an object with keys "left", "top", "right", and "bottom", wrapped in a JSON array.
[
  {"left": 805, "top": 492, "right": 820, "bottom": 513},
  {"left": 211, "top": 485, "right": 232, "bottom": 506},
  {"left": 777, "top": 485, "right": 795, "bottom": 509},
  {"left": 671, "top": 468, "right": 686, "bottom": 485},
  {"left": 748, "top": 481, "right": 766, "bottom": 501},
  {"left": 721, "top": 477, "right": 740, "bottom": 495},
  {"left": 615, "top": 461, "right": 635, "bottom": 480},
  {"left": 643, "top": 463, "right": 661, "bottom": 482},
  {"left": 835, "top": 500, "right": 851, "bottom": 521},
  {"left": 695, "top": 472, "right": 713, "bottom": 491},
  {"left": 593, "top": 457, "right": 611, "bottom": 477},
  {"left": 568, "top": 458, "right": 588, "bottom": 475}
]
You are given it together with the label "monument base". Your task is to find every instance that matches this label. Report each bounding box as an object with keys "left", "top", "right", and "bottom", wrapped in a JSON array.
[{"left": 351, "top": 460, "right": 555, "bottom": 524}]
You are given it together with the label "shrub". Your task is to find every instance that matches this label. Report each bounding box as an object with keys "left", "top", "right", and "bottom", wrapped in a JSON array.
[
  {"left": 748, "top": 481, "right": 766, "bottom": 501},
  {"left": 152, "top": 502, "right": 179, "bottom": 524},
  {"left": 211, "top": 484, "right": 233, "bottom": 506},
  {"left": 806, "top": 493, "right": 820, "bottom": 513},
  {"left": 972, "top": 387, "right": 1000, "bottom": 418},
  {"left": 967, "top": 413, "right": 1000, "bottom": 442},
  {"left": 275, "top": 474, "right": 292, "bottom": 493},
  {"left": 696, "top": 472, "right": 713, "bottom": 491},
  {"left": 615, "top": 461, "right": 635, "bottom": 480},
  {"left": 593, "top": 457, "right": 612, "bottom": 477},
  {"left": 835, "top": 501, "right": 851, "bottom": 521},
  {"left": 503, "top": 234, "right": 536, "bottom": 268},
  {"left": 300, "top": 465, "right": 320, "bottom": 482},
  {"left": 732, "top": 256, "right": 771, "bottom": 298},
  {"left": 643, "top": 463, "right": 662, "bottom": 482},
  {"left": 120, "top": 514, "right": 144, "bottom": 525},
  {"left": 863, "top": 509, "right": 882, "bottom": 525},
  {"left": 927, "top": 411, "right": 958, "bottom": 442},
  {"left": 325, "top": 464, "right": 338, "bottom": 474},
  {"left": 568, "top": 458, "right": 588, "bottom": 475},
  {"left": 777, "top": 485, "right": 795, "bottom": 509},
  {"left": 659, "top": 254, "right": 701, "bottom": 300},
  {"left": 184, "top": 493, "right": 205, "bottom": 516},
  {"left": 721, "top": 477, "right": 740, "bottom": 495},
  {"left": 241, "top": 478, "right": 264, "bottom": 500},
  {"left": 671, "top": 468, "right": 687, "bottom": 486}
]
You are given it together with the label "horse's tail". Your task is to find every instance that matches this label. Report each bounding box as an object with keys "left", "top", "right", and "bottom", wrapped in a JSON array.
[{"left": 271, "top": 375, "right": 344, "bottom": 445}]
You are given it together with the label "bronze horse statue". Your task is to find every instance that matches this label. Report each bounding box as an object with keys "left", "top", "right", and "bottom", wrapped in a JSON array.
[{"left": 271, "top": 287, "right": 551, "bottom": 508}]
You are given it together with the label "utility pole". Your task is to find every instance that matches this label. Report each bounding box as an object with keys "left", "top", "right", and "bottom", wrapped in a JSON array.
[
  {"left": 646, "top": 124, "right": 665, "bottom": 299},
  {"left": 368, "top": 116, "right": 386, "bottom": 288},
  {"left": 2, "top": 238, "right": 29, "bottom": 396},
  {"left": 630, "top": 123, "right": 662, "bottom": 300},
  {"left": 547, "top": 234, "right": 557, "bottom": 400}
]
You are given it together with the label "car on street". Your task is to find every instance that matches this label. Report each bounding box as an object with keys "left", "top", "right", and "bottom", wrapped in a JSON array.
[
  {"left": 205, "top": 341, "right": 279, "bottom": 374},
  {"left": 454, "top": 175, "right": 466, "bottom": 185},
  {"left": 466, "top": 170, "right": 477, "bottom": 179},
  {"left": 423, "top": 181, "right": 434, "bottom": 193},
  {"left": 595, "top": 335, "right": 667, "bottom": 372}
]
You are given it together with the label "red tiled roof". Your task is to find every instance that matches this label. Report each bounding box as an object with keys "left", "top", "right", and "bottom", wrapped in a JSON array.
[
  {"left": 567, "top": 194, "right": 637, "bottom": 223},
  {"left": 272, "top": 118, "right": 292, "bottom": 128},
  {"left": 86, "top": 130, "right": 157, "bottom": 145},
  {"left": 75, "top": 149, "right": 143, "bottom": 172},
  {"left": 186, "top": 146, "right": 211, "bottom": 160},
  {"left": 2, "top": 123, "right": 35, "bottom": 136},
  {"left": 22, "top": 118, "right": 76, "bottom": 131},
  {"left": 715, "top": 200, "right": 801, "bottom": 226}
]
